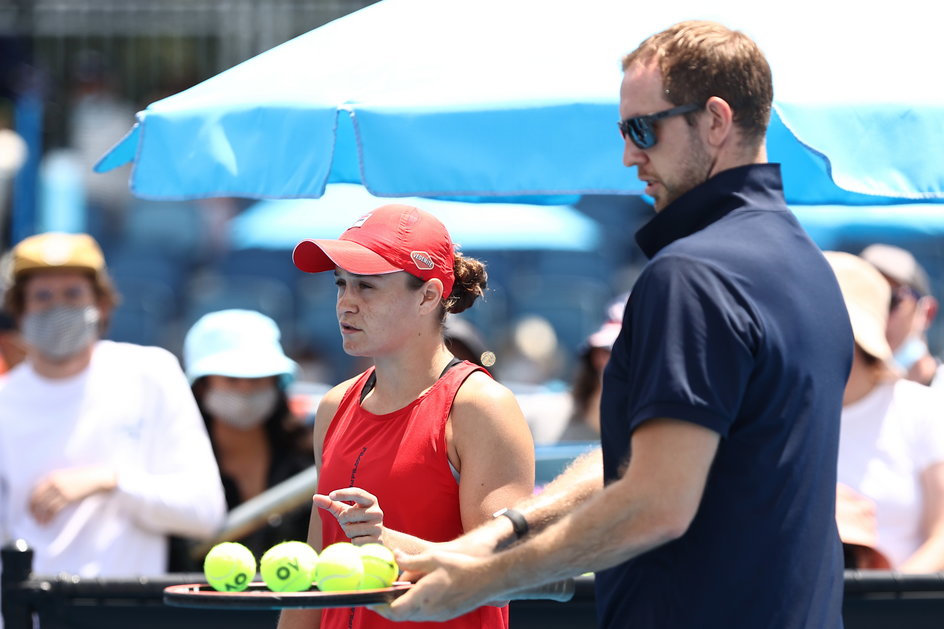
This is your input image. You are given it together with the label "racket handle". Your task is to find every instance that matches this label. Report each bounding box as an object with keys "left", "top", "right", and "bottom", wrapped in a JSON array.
[{"left": 510, "top": 577, "right": 575, "bottom": 602}]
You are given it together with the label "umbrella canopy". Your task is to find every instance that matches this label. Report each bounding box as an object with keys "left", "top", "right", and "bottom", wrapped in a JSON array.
[
  {"left": 229, "top": 184, "right": 602, "bottom": 251},
  {"left": 792, "top": 205, "right": 944, "bottom": 251},
  {"left": 96, "top": 0, "right": 943, "bottom": 205}
]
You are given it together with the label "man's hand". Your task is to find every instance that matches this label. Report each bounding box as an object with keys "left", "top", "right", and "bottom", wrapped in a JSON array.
[
  {"left": 313, "top": 487, "right": 384, "bottom": 545},
  {"left": 29, "top": 465, "right": 117, "bottom": 524},
  {"left": 374, "top": 548, "right": 503, "bottom": 622}
]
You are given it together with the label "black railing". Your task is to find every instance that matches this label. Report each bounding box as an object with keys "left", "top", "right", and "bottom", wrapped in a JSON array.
[{"left": 5, "top": 541, "right": 944, "bottom": 629}]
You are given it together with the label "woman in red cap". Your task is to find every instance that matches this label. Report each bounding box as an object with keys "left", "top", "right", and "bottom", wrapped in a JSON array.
[{"left": 279, "top": 204, "right": 534, "bottom": 629}]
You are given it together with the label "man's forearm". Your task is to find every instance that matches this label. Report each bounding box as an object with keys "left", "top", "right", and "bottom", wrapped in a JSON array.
[{"left": 520, "top": 447, "right": 603, "bottom": 532}]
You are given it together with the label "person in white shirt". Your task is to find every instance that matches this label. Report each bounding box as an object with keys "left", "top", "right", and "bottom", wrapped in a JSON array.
[
  {"left": 0, "top": 232, "right": 226, "bottom": 581},
  {"left": 826, "top": 251, "right": 944, "bottom": 572}
]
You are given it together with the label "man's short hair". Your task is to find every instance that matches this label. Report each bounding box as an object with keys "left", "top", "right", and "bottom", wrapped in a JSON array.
[{"left": 622, "top": 20, "right": 773, "bottom": 146}]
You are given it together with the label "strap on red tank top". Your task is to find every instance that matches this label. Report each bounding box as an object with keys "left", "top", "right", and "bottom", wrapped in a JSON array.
[{"left": 359, "top": 356, "right": 463, "bottom": 403}]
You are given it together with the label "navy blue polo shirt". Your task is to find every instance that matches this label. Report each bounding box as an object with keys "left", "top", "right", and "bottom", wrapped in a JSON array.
[{"left": 596, "top": 164, "right": 852, "bottom": 628}]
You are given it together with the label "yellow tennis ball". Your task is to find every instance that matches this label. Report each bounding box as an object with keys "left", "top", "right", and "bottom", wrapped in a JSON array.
[
  {"left": 203, "top": 542, "right": 256, "bottom": 592},
  {"left": 260, "top": 541, "right": 319, "bottom": 592},
  {"left": 358, "top": 543, "right": 399, "bottom": 590},
  {"left": 314, "top": 542, "right": 364, "bottom": 592}
]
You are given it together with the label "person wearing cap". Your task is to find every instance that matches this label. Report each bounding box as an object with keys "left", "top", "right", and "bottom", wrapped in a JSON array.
[
  {"left": 826, "top": 251, "right": 944, "bottom": 572},
  {"left": 277, "top": 204, "right": 534, "bottom": 629},
  {"left": 556, "top": 294, "right": 629, "bottom": 444},
  {"left": 0, "top": 232, "right": 226, "bottom": 580},
  {"left": 860, "top": 243, "right": 943, "bottom": 388},
  {"left": 178, "top": 309, "right": 314, "bottom": 563}
]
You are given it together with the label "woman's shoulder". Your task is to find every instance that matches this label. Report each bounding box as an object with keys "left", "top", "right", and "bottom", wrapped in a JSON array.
[
  {"left": 321, "top": 372, "right": 368, "bottom": 406},
  {"left": 454, "top": 367, "right": 508, "bottom": 397},
  {"left": 452, "top": 368, "right": 522, "bottom": 420}
]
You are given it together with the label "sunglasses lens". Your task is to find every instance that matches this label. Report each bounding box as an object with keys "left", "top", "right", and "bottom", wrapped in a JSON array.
[{"left": 627, "top": 119, "right": 654, "bottom": 149}]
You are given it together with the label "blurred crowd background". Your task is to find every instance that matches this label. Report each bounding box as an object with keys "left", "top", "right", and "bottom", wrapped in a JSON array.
[
  {"left": 0, "top": 0, "right": 654, "bottom": 392},
  {"left": 2, "top": 0, "right": 944, "bottom": 409}
]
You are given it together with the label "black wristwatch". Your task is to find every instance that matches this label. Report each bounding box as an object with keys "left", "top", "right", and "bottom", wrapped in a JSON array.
[{"left": 492, "top": 507, "right": 529, "bottom": 540}]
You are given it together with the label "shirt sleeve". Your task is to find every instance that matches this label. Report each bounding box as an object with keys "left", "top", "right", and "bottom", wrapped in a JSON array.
[
  {"left": 114, "top": 347, "right": 226, "bottom": 540},
  {"left": 625, "top": 253, "right": 761, "bottom": 437}
]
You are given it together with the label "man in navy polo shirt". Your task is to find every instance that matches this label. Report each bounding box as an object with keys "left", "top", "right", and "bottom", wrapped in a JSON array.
[{"left": 382, "top": 21, "right": 852, "bottom": 629}]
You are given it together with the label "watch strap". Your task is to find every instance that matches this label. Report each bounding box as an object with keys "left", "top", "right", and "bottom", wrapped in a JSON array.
[{"left": 493, "top": 507, "right": 529, "bottom": 540}]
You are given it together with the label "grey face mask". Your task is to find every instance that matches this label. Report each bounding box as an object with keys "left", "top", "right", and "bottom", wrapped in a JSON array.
[
  {"left": 203, "top": 387, "right": 279, "bottom": 429},
  {"left": 22, "top": 305, "right": 100, "bottom": 360}
]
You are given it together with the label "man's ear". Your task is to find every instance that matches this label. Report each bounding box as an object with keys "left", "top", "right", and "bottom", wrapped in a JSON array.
[{"left": 703, "top": 96, "right": 734, "bottom": 148}]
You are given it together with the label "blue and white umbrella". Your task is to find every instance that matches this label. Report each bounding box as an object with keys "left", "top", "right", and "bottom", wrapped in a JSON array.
[
  {"left": 230, "top": 184, "right": 602, "bottom": 252},
  {"left": 96, "top": 0, "right": 943, "bottom": 205}
]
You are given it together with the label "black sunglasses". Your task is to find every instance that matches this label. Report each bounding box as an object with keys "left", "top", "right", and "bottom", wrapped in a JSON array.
[{"left": 617, "top": 103, "right": 702, "bottom": 149}]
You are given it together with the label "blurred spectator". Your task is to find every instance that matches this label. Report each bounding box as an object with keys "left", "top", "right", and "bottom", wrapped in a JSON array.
[
  {"left": 0, "top": 232, "right": 225, "bottom": 579},
  {"left": 67, "top": 50, "right": 135, "bottom": 247},
  {"left": 512, "top": 294, "right": 628, "bottom": 445},
  {"left": 860, "top": 243, "right": 942, "bottom": 388},
  {"left": 558, "top": 294, "right": 628, "bottom": 443},
  {"left": 0, "top": 119, "right": 27, "bottom": 247},
  {"left": 444, "top": 314, "right": 495, "bottom": 370},
  {"left": 826, "top": 251, "right": 944, "bottom": 572},
  {"left": 179, "top": 309, "right": 315, "bottom": 562},
  {"left": 499, "top": 314, "right": 566, "bottom": 386}
]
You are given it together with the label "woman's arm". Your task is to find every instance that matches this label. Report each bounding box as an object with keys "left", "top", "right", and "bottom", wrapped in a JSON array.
[{"left": 448, "top": 371, "right": 535, "bottom": 531}]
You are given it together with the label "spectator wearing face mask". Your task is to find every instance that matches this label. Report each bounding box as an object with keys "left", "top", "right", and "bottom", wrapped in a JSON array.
[
  {"left": 0, "top": 232, "right": 226, "bottom": 581},
  {"left": 861, "top": 244, "right": 942, "bottom": 388},
  {"left": 181, "top": 309, "right": 314, "bottom": 561},
  {"left": 826, "top": 251, "right": 944, "bottom": 572}
]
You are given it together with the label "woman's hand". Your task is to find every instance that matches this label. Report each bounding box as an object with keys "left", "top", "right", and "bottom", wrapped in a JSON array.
[{"left": 313, "top": 487, "right": 385, "bottom": 545}]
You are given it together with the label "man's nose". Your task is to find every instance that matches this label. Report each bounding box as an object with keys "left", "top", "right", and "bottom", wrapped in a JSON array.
[{"left": 622, "top": 139, "right": 647, "bottom": 168}]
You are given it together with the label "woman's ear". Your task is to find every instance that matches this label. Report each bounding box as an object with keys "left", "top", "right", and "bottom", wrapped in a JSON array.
[{"left": 418, "top": 279, "right": 445, "bottom": 315}]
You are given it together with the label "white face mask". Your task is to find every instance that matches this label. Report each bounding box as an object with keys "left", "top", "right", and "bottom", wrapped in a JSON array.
[
  {"left": 21, "top": 305, "right": 99, "bottom": 360},
  {"left": 203, "top": 387, "right": 279, "bottom": 429},
  {"left": 893, "top": 335, "right": 928, "bottom": 371}
]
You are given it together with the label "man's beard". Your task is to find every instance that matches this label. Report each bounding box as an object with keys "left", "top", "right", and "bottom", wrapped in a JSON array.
[{"left": 657, "top": 129, "right": 715, "bottom": 211}]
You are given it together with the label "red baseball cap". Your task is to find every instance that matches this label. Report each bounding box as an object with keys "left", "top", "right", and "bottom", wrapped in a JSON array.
[{"left": 293, "top": 204, "right": 456, "bottom": 296}]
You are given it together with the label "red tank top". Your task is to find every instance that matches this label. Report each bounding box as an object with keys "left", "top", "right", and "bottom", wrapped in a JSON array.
[{"left": 318, "top": 361, "right": 509, "bottom": 629}]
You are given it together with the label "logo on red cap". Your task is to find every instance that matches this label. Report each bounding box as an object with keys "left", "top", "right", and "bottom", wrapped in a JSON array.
[{"left": 410, "top": 251, "right": 435, "bottom": 271}]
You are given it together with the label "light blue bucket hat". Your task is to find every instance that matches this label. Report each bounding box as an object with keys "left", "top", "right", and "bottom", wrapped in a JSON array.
[{"left": 183, "top": 309, "right": 298, "bottom": 386}]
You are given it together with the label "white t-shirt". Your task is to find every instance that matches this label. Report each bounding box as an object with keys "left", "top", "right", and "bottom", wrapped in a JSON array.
[
  {"left": 838, "top": 379, "right": 944, "bottom": 567},
  {"left": 930, "top": 362, "right": 944, "bottom": 390},
  {"left": 0, "top": 340, "right": 226, "bottom": 578}
]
